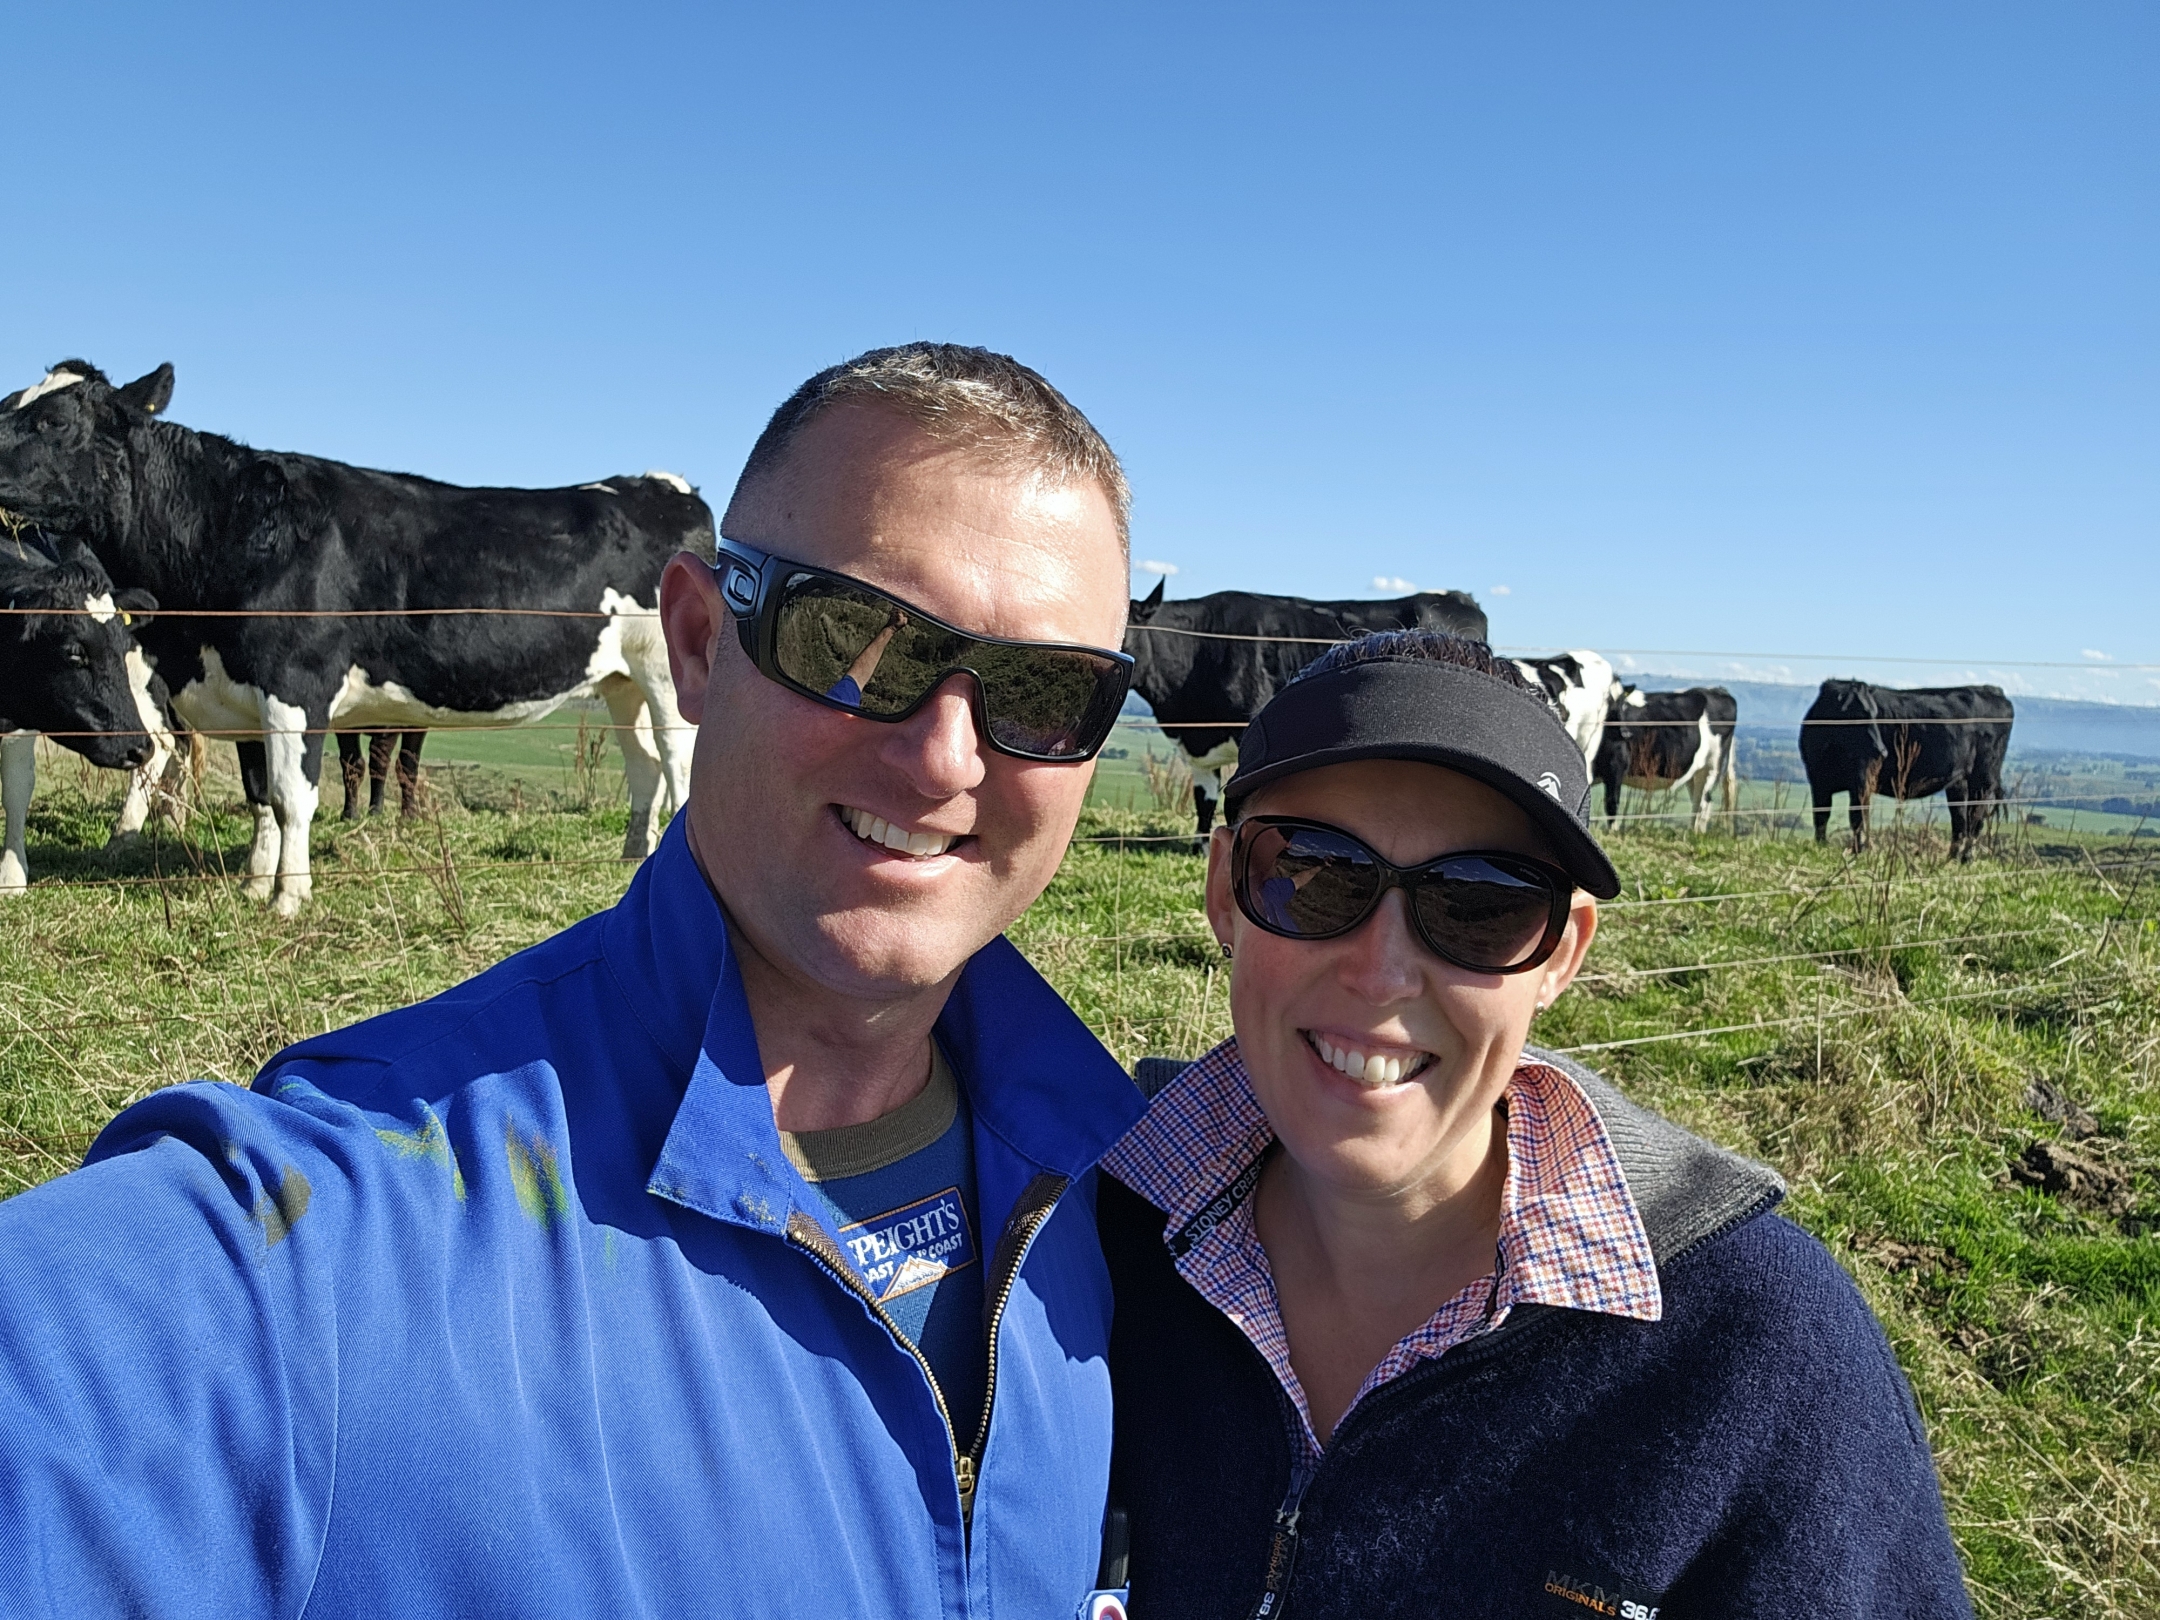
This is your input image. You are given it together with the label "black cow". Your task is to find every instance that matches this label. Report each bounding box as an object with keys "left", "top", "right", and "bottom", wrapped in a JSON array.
[
  {"left": 0, "top": 530, "right": 157, "bottom": 892},
  {"left": 1800, "top": 679, "right": 2013, "bottom": 860},
  {"left": 1124, "top": 579, "right": 1488, "bottom": 834},
  {"left": 0, "top": 361, "right": 713, "bottom": 914},
  {"left": 337, "top": 729, "right": 426, "bottom": 820},
  {"left": 1594, "top": 685, "right": 1738, "bottom": 833}
]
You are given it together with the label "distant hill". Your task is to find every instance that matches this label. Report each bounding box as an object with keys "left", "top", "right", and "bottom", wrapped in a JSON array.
[{"left": 1628, "top": 675, "right": 2160, "bottom": 763}]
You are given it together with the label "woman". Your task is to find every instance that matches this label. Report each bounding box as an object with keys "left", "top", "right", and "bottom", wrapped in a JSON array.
[{"left": 1099, "top": 632, "right": 1970, "bottom": 1618}]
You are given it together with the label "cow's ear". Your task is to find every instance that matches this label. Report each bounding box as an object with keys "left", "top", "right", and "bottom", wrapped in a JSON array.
[
  {"left": 115, "top": 587, "right": 158, "bottom": 627},
  {"left": 1134, "top": 577, "right": 1165, "bottom": 616},
  {"left": 116, "top": 364, "right": 175, "bottom": 417}
]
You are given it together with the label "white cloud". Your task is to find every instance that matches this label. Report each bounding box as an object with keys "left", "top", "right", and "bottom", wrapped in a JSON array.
[
  {"left": 1137, "top": 559, "right": 1180, "bottom": 576},
  {"left": 1373, "top": 575, "right": 1417, "bottom": 592},
  {"left": 2083, "top": 649, "right": 2111, "bottom": 661},
  {"left": 1490, "top": 584, "right": 1512, "bottom": 596}
]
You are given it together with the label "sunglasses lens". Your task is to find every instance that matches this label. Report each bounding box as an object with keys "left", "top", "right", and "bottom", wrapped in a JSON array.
[
  {"left": 768, "top": 571, "right": 1124, "bottom": 760},
  {"left": 1241, "top": 823, "right": 1386, "bottom": 937},
  {"left": 770, "top": 574, "right": 962, "bottom": 716},
  {"left": 972, "top": 642, "right": 1127, "bottom": 760},
  {"left": 1411, "top": 856, "right": 1559, "bottom": 971}
]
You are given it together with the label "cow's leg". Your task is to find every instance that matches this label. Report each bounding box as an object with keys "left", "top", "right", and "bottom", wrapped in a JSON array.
[
  {"left": 600, "top": 675, "right": 666, "bottom": 859},
  {"left": 395, "top": 731, "right": 426, "bottom": 819},
  {"left": 1947, "top": 779, "right": 1974, "bottom": 862},
  {"left": 617, "top": 612, "right": 693, "bottom": 857},
  {"left": 1688, "top": 772, "right": 1713, "bottom": 835},
  {"left": 367, "top": 731, "right": 396, "bottom": 816},
  {"left": 336, "top": 732, "right": 367, "bottom": 821},
  {"left": 111, "top": 646, "right": 175, "bottom": 843},
  {"left": 236, "top": 739, "right": 282, "bottom": 902},
  {"left": 1851, "top": 760, "right": 1879, "bottom": 852},
  {"left": 1811, "top": 785, "right": 1832, "bottom": 844},
  {"left": 1193, "top": 767, "right": 1222, "bottom": 838},
  {"left": 262, "top": 698, "right": 324, "bottom": 917},
  {"left": 0, "top": 732, "right": 36, "bottom": 896}
]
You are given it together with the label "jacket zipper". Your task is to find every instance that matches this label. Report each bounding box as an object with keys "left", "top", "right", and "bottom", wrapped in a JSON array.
[
  {"left": 964, "top": 1172, "right": 1070, "bottom": 1518},
  {"left": 1247, "top": 1469, "right": 1309, "bottom": 1620},
  {"left": 787, "top": 1169, "right": 1071, "bottom": 1530},
  {"left": 786, "top": 1212, "right": 967, "bottom": 1503}
]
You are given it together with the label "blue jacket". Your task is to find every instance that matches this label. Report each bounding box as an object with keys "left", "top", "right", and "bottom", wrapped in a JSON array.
[{"left": 0, "top": 818, "right": 1147, "bottom": 1618}]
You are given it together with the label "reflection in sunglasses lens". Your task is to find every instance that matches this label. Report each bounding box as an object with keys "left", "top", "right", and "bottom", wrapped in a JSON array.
[
  {"left": 768, "top": 572, "right": 1118, "bottom": 759},
  {"left": 1412, "top": 859, "right": 1554, "bottom": 970}
]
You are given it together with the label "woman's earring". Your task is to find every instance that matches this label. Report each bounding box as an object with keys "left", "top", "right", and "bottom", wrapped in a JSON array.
[{"left": 1219, "top": 940, "right": 1233, "bottom": 960}]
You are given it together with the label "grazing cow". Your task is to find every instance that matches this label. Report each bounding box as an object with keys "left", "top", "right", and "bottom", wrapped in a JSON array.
[
  {"left": 0, "top": 361, "right": 712, "bottom": 915},
  {"left": 0, "top": 531, "right": 157, "bottom": 892},
  {"left": 337, "top": 729, "right": 426, "bottom": 820},
  {"left": 1800, "top": 679, "right": 2013, "bottom": 860},
  {"left": 1595, "top": 685, "right": 1739, "bottom": 834},
  {"left": 1124, "top": 579, "right": 1488, "bottom": 834},
  {"left": 1507, "top": 650, "right": 1617, "bottom": 765}
]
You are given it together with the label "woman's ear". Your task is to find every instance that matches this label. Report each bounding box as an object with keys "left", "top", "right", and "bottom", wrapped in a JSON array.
[
  {"left": 1533, "top": 894, "right": 1599, "bottom": 1011},
  {"left": 1204, "top": 823, "right": 1240, "bottom": 956}
]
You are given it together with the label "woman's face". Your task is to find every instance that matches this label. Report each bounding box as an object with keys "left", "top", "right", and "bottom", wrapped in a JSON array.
[{"left": 1206, "top": 758, "right": 1598, "bottom": 1204}]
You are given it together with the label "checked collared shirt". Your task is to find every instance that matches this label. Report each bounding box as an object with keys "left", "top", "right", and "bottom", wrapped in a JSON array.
[{"left": 1102, "top": 1038, "right": 1663, "bottom": 1465}]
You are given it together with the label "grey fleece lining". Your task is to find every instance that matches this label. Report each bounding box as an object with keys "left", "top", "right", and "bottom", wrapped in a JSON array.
[{"left": 1520, "top": 1043, "right": 1785, "bottom": 1266}]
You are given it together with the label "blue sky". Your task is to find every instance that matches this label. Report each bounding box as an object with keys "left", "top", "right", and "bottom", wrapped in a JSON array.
[{"left": 5, "top": 3, "right": 2153, "bottom": 702}]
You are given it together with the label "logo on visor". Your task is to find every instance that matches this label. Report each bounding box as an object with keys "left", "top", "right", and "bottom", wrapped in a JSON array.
[{"left": 1535, "top": 771, "right": 1564, "bottom": 802}]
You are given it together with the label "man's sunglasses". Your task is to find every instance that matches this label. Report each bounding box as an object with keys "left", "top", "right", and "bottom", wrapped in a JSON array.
[
  {"left": 713, "top": 539, "right": 1134, "bottom": 763},
  {"left": 1231, "top": 817, "right": 1575, "bottom": 975}
]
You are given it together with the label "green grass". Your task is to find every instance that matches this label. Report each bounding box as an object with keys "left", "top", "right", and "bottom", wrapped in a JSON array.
[{"left": 2, "top": 748, "right": 2155, "bottom": 1614}]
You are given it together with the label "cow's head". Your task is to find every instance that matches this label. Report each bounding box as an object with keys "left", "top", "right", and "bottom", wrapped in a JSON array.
[
  {"left": 0, "top": 361, "right": 174, "bottom": 537},
  {"left": 0, "top": 532, "right": 156, "bottom": 769}
]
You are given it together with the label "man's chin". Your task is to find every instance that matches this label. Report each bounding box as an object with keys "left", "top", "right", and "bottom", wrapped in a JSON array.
[{"left": 802, "top": 913, "right": 994, "bottom": 1000}]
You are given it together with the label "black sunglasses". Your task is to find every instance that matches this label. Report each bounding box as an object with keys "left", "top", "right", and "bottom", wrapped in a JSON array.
[
  {"left": 713, "top": 539, "right": 1134, "bottom": 763},
  {"left": 1231, "top": 816, "right": 1575, "bottom": 975}
]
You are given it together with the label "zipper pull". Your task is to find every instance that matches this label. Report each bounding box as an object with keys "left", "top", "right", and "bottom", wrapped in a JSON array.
[
  {"left": 955, "top": 1453, "right": 977, "bottom": 1520},
  {"left": 1247, "top": 1497, "right": 1302, "bottom": 1620}
]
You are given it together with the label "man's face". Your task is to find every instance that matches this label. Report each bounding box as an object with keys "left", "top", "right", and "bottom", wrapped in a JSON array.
[{"left": 660, "top": 405, "right": 1128, "bottom": 1005}]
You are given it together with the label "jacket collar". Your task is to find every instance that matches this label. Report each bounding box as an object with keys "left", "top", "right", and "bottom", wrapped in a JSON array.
[{"left": 610, "top": 817, "right": 1144, "bottom": 1236}]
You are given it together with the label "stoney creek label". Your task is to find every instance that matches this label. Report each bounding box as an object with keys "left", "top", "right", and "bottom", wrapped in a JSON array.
[{"left": 837, "top": 1187, "right": 978, "bottom": 1303}]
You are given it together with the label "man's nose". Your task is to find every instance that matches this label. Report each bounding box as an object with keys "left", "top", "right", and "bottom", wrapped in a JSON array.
[{"left": 878, "top": 674, "right": 988, "bottom": 798}]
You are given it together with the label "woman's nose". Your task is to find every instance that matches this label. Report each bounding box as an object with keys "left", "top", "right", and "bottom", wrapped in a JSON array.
[{"left": 1334, "top": 888, "right": 1427, "bottom": 1003}]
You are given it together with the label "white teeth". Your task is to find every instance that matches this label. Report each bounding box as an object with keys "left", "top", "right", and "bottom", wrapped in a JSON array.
[
  {"left": 1308, "top": 1033, "right": 1427, "bottom": 1088},
  {"left": 842, "top": 807, "right": 954, "bottom": 859}
]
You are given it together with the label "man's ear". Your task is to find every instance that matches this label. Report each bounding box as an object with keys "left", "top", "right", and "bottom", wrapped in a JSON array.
[
  {"left": 658, "top": 551, "right": 727, "bottom": 726},
  {"left": 116, "top": 364, "right": 175, "bottom": 416}
]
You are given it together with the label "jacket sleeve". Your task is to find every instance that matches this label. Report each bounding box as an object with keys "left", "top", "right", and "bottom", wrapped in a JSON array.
[
  {"left": 1675, "top": 1216, "right": 1974, "bottom": 1619},
  {"left": 0, "top": 1082, "right": 342, "bottom": 1619}
]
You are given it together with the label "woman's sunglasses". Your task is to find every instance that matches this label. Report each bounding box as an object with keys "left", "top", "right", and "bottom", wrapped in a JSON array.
[
  {"left": 1231, "top": 816, "right": 1575, "bottom": 975},
  {"left": 714, "top": 539, "right": 1134, "bottom": 763}
]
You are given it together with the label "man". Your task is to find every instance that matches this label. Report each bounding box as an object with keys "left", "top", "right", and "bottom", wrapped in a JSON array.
[{"left": 0, "top": 345, "right": 1145, "bottom": 1617}]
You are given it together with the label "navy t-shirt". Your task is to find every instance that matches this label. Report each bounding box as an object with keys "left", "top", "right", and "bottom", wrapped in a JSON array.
[{"left": 780, "top": 1043, "right": 988, "bottom": 1446}]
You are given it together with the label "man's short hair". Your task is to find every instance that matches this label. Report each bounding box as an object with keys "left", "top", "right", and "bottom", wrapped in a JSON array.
[{"left": 730, "top": 343, "right": 1131, "bottom": 554}]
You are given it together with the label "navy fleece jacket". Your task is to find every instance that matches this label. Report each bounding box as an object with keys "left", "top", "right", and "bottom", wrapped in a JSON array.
[{"left": 1100, "top": 1048, "right": 1971, "bottom": 1619}]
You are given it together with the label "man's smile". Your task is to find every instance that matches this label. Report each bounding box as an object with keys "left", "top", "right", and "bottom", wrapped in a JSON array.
[{"left": 839, "top": 803, "right": 965, "bottom": 860}]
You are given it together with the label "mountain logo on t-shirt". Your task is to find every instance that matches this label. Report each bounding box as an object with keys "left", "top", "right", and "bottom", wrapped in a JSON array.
[{"left": 837, "top": 1187, "right": 978, "bottom": 1304}]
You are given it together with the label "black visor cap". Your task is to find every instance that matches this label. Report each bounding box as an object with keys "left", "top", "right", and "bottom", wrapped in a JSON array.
[{"left": 1223, "top": 659, "right": 1622, "bottom": 900}]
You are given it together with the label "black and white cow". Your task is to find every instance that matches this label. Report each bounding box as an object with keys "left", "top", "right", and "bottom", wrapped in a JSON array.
[
  {"left": 0, "top": 530, "right": 158, "bottom": 892},
  {"left": 1507, "top": 650, "right": 1617, "bottom": 765},
  {"left": 1594, "top": 685, "right": 1739, "bottom": 833},
  {"left": 0, "top": 361, "right": 712, "bottom": 914},
  {"left": 1800, "top": 679, "right": 2013, "bottom": 860},
  {"left": 1124, "top": 580, "right": 1488, "bottom": 834}
]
